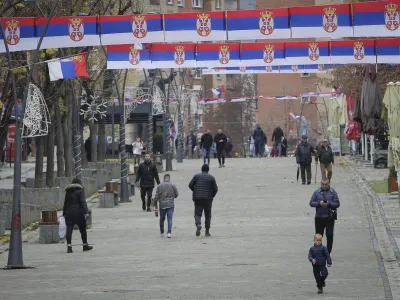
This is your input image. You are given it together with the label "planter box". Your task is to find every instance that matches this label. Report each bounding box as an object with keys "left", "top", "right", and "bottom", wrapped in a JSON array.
[{"left": 388, "top": 177, "right": 398, "bottom": 193}]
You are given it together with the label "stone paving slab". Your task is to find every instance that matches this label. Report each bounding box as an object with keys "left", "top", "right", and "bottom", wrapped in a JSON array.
[{"left": 0, "top": 158, "right": 389, "bottom": 299}]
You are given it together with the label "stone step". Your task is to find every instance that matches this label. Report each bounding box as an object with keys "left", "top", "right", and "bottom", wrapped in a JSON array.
[{"left": 391, "top": 191, "right": 399, "bottom": 196}]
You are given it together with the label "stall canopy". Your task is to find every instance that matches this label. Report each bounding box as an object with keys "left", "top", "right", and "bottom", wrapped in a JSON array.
[{"left": 383, "top": 82, "right": 400, "bottom": 167}]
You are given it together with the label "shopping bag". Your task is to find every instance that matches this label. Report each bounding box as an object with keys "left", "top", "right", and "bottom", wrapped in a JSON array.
[{"left": 59, "top": 216, "right": 66, "bottom": 239}]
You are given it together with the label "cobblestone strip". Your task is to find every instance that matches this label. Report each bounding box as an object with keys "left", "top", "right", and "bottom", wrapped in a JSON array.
[{"left": 344, "top": 162, "right": 400, "bottom": 300}]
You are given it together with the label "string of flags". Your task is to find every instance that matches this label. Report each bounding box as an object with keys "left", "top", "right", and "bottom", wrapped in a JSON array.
[{"left": 2, "top": 1, "right": 400, "bottom": 53}]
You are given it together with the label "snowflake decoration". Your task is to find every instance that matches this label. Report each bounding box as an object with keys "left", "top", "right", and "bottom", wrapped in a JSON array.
[
  {"left": 123, "top": 88, "right": 153, "bottom": 123},
  {"left": 22, "top": 83, "right": 51, "bottom": 137},
  {"left": 80, "top": 94, "right": 107, "bottom": 123},
  {"left": 152, "top": 85, "right": 165, "bottom": 116}
]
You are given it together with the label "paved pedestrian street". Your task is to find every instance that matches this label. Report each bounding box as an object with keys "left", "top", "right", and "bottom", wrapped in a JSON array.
[{"left": 0, "top": 158, "right": 393, "bottom": 299}]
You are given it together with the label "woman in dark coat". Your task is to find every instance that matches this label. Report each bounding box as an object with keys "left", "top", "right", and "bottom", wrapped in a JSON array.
[{"left": 63, "top": 178, "right": 93, "bottom": 253}]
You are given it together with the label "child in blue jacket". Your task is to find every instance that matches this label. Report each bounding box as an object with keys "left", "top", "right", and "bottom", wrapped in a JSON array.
[{"left": 308, "top": 233, "right": 332, "bottom": 294}]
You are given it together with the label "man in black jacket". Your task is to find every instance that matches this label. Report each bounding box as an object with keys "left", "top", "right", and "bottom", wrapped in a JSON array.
[
  {"left": 200, "top": 129, "right": 213, "bottom": 165},
  {"left": 189, "top": 164, "right": 218, "bottom": 237},
  {"left": 253, "top": 124, "right": 265, "bottom": 157},
  {"left": 214, "top": 129, "right": 227, "bottom": 167},
  {"left": 295, "top": 135, "right": 315, "bottom": 185},
  {"left": 315, "top": 139, "right": 334, "bottom": 182},
  {"left": 272, "top": 125, "right": 284, "bottom": 157},
  {"left": 135, "top": 153, "right": 161, "bottom": 211}
]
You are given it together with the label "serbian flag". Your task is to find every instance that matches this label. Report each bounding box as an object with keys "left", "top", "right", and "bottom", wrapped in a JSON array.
[
  {"left": 151, "top": 43, "right": 196, "bottom": 68},
  {"left": 106, "top": 44, "right": 152, "bottom": 69},
  {"left": 289, "top": 112, "right": 300, "bottom": 119},
  {"left": 196, "top": 43, "right": 240, "bottom": 68},
  {"left": 99, "top": 14, "right": 164, "bottom": 45},
  {"left": 164, "top": 12, "right": 226, "bottom": 42},
  {"left": 377, "top": 38, "right": 400, "bottom": 63},
  {"left": 353, "top": 1, "right": 400, "bottom": 37},
  {"left": 303, "top": 64, "right": 329, "bottom": 73},
  {"left": 331, "top": 40, "right": 376, "bottom": 64},
  {"left": 36, "top": 16, "right": 100, "bottom": 49},
  {"left": 47, "top": 53, "right": 89, "bottom": 81},
  {"left": 227, "top": 8, "right": 290, "bottom": 41},
  {"left": 0, "top": 18, "right": 37, "bottom": 53},
  {"left": 169, "top": 119, "right": 176, "bottom": 140},
  {"left": 285, "top": 41, "right": 330, "bottom": 65},
  {"left": 241, "top": 42, "right": 285, "bottom": 66},
  {"left": 211, "top": 86, "right": 227, "bottom": 96},
  {"left": 279, "top": 65, "right": 305, "bottom": 73},
  {"left": 290, "top": 4, "right": 353, "bottom": 39}
]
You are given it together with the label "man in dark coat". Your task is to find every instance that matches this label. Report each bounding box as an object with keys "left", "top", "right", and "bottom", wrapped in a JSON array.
[
  {"left": 315, "top": 139, "right": 334, "bottom": 182},
  {"left": 214, "top": 129, "right": 227, "bottom": 167},
  {"left": 295, "top": 135, "right": 315, "bottom": 185},
  {"left": 272, "top": 125, "right": 284, "bottom": 157},
  {"left": 135, "top": 153, "right": 161, "bottom": 211},
  {"left": 200, "top": 129, "right": 213, "bottom": 165},
  {"left": 63, "top": 178, "right": 92, "bottom": 253},
  {"left": 281, "top": 136, "right": 288, "bottom": 157},
  {"left": 309, "top": 179, "right": 340, "bottom": 253},
  {"left": 189, "top": 164, "right": 218, "bottom": 237},
  {"left": 253, "top": 124, "right": 265, "bottom": 158}
]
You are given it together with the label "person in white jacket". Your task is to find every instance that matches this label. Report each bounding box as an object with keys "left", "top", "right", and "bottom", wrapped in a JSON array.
[{"left": 132, "top": 137, "right": 143, "bottom": 166}]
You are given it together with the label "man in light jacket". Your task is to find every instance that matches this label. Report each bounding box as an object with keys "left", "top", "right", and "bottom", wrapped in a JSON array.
[
  {"left": 152, "top": 174, "right": 179, "bottom": 238},
  {"left": 189, "top": 164, "right": 218, "bottom": 237},
  {"left": 132, "top": 137, "right": 143, "bottom": 166}
]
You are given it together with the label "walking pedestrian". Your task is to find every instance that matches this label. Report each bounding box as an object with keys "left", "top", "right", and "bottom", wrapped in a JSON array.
[
  {"left": 214, "top": 129, "right": 227, "bottom": 167},
  {"left": 253, "top": 124, "right": 264, "bottom": 157},
  {"left": 281, "top": 136, "right": 288, "bottom": 157},
  {"left": 315, "top": 139, "right": 334, "bottom": 182},
  {"left": 200, "top": 129, "right": 213, "bottom": 165},
  {"left": 63, "top": 178, "right": 93, "bottom": 253},
  {"left": 132, "top": 137, "right": 143, "bottom": 166},
  {"left": 295, "top": 135, "right": 314, "bottom": 184},
  {"left": 272, "top": 125, "right": 284, "bottom": 157},
  {"left": 152, "top": 174, "right": 179, "bottom": 238},
  {"left": 135, "top": 153, "right": 161, "bottom": 212},
  {"left": 309, "top": 179, "right": 340, "bottom": 253},
  {"left": 186, "top": 131, "right": 197, "bottom": 157},
  {"left": 189, "top": 164, "right": 218, "bottom": 237},
  {"left": 308, "top": 233, "right": 332, "bottom": 294}
]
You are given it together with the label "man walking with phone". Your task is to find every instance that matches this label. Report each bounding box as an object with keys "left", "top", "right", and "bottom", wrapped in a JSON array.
[{"left": 309, "top": 179, "right": 340, "bottom": 254}]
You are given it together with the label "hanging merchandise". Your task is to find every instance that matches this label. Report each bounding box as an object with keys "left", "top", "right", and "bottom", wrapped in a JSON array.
[{"left": 345, "top": 120, "right": 362, "bottom": 141}]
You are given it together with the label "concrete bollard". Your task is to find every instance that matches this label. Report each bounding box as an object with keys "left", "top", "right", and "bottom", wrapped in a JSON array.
[
  {"left": 39, "top": 224, "right": 60, "bottom": 244},
  {"left": 99, "top": 192, "right": 116, "bottom": 208}
]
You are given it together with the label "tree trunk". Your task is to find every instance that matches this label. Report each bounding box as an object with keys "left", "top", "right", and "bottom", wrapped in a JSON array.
[
  {"left": 46, "top": 112, "right": 55, "bottom": 187},
  {"left": 63, "top": 91, "right": 73, "bottom": 177},
  {"left": 90, "top": 123, "right": 97, "bottom": 163},
  {"left": 97, "top": 119, "right": 105, "bottom": 161},
  {"left": 55, "top": 101, "right": 65, "bottom": 177},
  {"left": 34, "top": 136, "right": 44, "bottom": 188}
]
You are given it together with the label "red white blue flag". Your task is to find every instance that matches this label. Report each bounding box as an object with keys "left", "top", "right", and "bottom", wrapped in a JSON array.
[
  {"left": 48, "top": 53, "right": 89, "bottom": 81},
  {"left": 241, "top": 42, "right": 285, "bottom": 66},
  {"left": 330, "top": 40, "right": 376, "bottom": 64},
  {"left": 285, "top": 41, "right": 330, "bottom": 65},
  {"left": 377, "top": 38, "right": 400, "bottom": 64},
  {"left": 290, "top": 4, "right": 353, "bottom": 39},
  {"left": 164, "top": 12, "right": 226, "bottom": 42},
  {"left": 227, "top": 8, "right": 290, "bottom": 41},
  {"left": 100, "top": 14, "right": 164, "bottom": 45},
  {"left": 203, "top": 66, "right": 280, "bottom": 74},
  {"left": 353, "top": 1, "right": 400, "bottom": 37},
  {"left": 196, "top": 43, "right": 240, "bottom": 68},
  {"left": 0, "top": 18, "right": 37, "bottom": 53},
  {"left": 151, "top": 43, "right": 196, "bottom": 68},
  {"left": 36, "top": 16, "right": 100, "bottom": 49},
  {"left": 106, "top": 44, "right": 152, "bottom": 69}
]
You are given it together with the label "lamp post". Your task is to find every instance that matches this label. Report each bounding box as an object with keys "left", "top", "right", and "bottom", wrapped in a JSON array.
[{"left": 2, "top": 0, "right": 60, "bottom": 269}]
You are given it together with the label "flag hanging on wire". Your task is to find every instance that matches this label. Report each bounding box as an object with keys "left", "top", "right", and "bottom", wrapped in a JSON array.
[
  {"left": 170, "top": 119, "right": 176, "bottom": 140},
  {"left": 47, "top": 53, "right": 89, "bottom": 81},
  {"left": 211, "top": 85, "right": 227, "bottom": 96}
]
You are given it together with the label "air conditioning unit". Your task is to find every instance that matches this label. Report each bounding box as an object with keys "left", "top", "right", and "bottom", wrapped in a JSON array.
[{"left": 301, "top": 73, "right": 311, "bottom": 78}]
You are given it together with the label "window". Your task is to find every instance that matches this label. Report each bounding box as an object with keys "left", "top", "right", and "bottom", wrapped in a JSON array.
[
  {"left": 301, "top": 96, "right": 310, "bottom": 104},
  {"left": 192, "top": 0, "right": 202, "bottom": 8},
  {"left": 216, "top": 73, "right": 221, "bottom": 80},
  {"left": 167, "top": 0, "right": 173, "bottom": 4},
  {"left": 178, "top": 0, "right": 184, "bottom": 6},
  {"left": 215, "top": 0, "right": 221, "bottom": 9},
  {"left": 150, "top": 0, "right": 160, "bottom": 5},
  {"left": 194, "top": 68, "right": 202, "bottom": 79}
]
